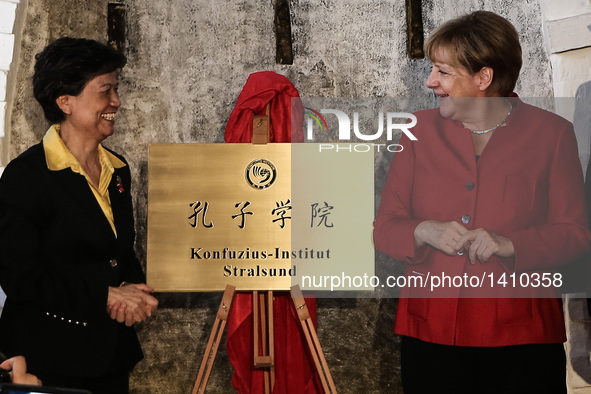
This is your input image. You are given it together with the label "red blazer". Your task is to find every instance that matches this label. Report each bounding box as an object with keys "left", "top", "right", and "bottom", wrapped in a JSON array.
[{"left": 373, "top": 99, "right": 590, "bottom": 347}]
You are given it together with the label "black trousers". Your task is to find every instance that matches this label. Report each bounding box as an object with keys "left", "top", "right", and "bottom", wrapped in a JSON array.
[
  {"left": 35, "top": 370, "right": 129, "bottom": 394},
  {"left": 401, "top": 336, "right": 566, "bottom": 394},
  {"left": 34, "top": 341, "right": 131, "bottom": 394}
]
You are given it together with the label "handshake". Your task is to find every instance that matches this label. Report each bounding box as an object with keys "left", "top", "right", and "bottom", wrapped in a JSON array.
[{"left": 107, "top": 283, "right": 159, "bottom": 326}]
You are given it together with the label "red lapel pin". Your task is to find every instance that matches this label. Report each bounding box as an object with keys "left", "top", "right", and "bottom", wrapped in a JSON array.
[{"left": 116, "top": 175, "right": 124, "bottom": 193}]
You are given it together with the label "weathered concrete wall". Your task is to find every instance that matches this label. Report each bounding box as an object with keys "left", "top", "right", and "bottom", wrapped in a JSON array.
[{"left": 7, "top": 1, "right": 556, "bottom": 393}]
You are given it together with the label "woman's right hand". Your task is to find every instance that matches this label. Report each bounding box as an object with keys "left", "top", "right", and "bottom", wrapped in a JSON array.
[
  {"left": 414, "top": 220, "right": 469, "bottom": 255},
  {"left": 0, "top": 356, "right": 41, "bottom": 386},
  {"left": 107, "top": 284, "right": 158, "bottom": 326}
]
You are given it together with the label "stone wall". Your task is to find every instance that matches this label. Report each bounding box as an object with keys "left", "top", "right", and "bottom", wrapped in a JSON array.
[{"left": 6, "top": 1, "right": 561, "bottom": 393}]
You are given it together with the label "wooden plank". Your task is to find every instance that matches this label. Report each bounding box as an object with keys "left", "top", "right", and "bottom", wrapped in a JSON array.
[
  {"left": 274, "top": 0, "right": 293, "bottom": 65},
  {"left": 107, "top": 3, "right": 126, "bottom": 53},
  {"left": 406, "top": 0, "right": 424, "bottom": 59}
]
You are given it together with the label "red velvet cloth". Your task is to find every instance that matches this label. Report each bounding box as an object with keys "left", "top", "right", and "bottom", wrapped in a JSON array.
[{"left": 224, "top": 71, "right": 321, "bottom": 393}]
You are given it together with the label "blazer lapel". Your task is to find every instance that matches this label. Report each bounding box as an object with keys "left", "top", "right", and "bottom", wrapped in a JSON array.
[
  {"left": 52, "top": 168, "right": 117, "bottom": 241},
  {"left": 109, "top": 167, "right": 129, "bottom": 237}
]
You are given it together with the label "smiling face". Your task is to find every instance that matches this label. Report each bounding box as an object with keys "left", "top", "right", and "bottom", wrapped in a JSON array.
[
  {"left": 57, "top": 71, "right": 121, "bottom": 143},
  {"left": 426, "top": 48, "right": 493, "bottom": 121}
]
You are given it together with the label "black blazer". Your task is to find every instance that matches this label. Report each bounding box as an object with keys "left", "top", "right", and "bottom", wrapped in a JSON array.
[{"left": 0, "top": 142, "right": 144, "bottom": 378}]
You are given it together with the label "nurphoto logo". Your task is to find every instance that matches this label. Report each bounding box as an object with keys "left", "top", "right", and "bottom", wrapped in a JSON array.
[{"left": 303, "top": 106, "right": 417, "bottom": 153}]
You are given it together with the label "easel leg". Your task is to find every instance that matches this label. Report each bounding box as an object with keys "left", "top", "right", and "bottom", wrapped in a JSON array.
[
  {"left": 253, "top": 290, "right": 275, "bottom": 394},
  {"left": 268, "top": 291, "right": 275, "bottom": 389},
  {"left": 291, "top": 285, "right": 338, "bottom": 394},
  {"left": 192, "top": 285, "right": 236, "bottom": 394},
  {"left": 197, "top": 288, "right": 329, "bottom": 393}
]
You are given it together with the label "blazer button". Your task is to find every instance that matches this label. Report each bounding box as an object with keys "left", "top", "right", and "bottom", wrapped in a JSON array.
[
  {"left": 461, "top": 215, "right": 471, "bottom": 224},
  {"left": 110, "top": 259, "right": 118, "bottom": 267},
  {"left": 466, "top": 182, "right": 475, "bottom": 191}
]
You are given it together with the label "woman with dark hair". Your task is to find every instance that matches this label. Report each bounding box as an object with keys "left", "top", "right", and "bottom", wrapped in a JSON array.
[
  {"left": 374, "top": 11, "right": 590, "bottom": 394},
  {"left": 0, "top": 37, "right": 158, "bottom": 393}
]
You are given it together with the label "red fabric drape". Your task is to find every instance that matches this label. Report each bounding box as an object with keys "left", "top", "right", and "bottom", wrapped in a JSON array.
[
  {"left": 224, "top": 71, "right": 304, "bottom": 143},
  {"left": 224, "top": 71, "right": 321, "bottom": 393}
]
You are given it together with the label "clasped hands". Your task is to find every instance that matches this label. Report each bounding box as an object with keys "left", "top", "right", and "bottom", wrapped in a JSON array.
[
  {"left": 414, "top": 220, "right": 515, "bottom": 264},
  {"left": 107, "top": 283, "right": 158, "bottom": 326}
]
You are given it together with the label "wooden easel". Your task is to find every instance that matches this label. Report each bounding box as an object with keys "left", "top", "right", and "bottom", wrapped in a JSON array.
[
  {"left": 192, "top": 285, "right": 337, "bottom": 394},
  {"left": 192, "top": 106, "right": 337, "bottom": 394}
]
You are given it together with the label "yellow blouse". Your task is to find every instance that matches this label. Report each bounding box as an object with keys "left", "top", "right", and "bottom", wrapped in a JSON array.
[{"left": 43, "top": 124, "right": 126, "bottom": 236}]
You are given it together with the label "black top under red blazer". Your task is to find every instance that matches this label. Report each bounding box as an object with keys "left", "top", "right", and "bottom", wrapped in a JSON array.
[{"left": 0, "top": 141, "right": 144, "bottom": 378}]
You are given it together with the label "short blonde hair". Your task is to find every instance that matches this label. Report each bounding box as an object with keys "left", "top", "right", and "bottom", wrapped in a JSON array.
[{"left": 425, "top": 11, "right": 522, "bottom": 96}]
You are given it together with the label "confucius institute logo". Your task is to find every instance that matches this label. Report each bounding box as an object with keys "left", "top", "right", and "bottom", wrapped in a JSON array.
[{"left": 245, "top": 159, "right": 278, "bottom": 190}]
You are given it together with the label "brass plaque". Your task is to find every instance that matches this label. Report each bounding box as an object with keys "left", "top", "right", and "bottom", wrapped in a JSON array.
[{"left": 147, "top": 143, "right": 374, "bottom": 292}]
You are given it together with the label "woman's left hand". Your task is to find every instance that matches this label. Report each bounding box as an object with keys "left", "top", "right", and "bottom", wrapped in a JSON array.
[{"left": 455, "top": 228, "right": 514, "bottom": 264}]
